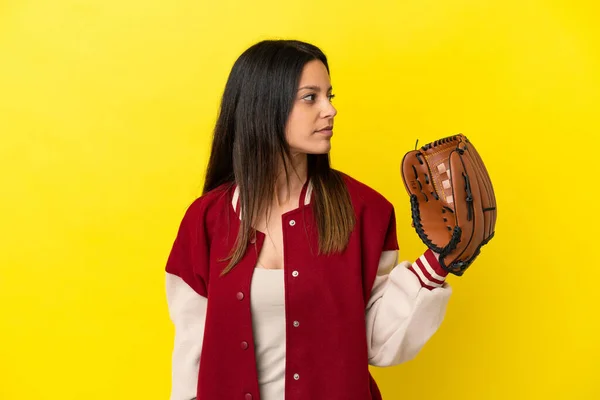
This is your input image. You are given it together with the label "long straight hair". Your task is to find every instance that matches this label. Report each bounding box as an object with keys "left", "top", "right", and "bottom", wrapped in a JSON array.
[{"left": 202, "top": 39, "right": 355, "bottom": 275}]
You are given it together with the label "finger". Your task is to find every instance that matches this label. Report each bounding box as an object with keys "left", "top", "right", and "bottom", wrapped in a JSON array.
[
  {"left": 448, "top": 146, "right": 485, "bottom": 268},
  {"left": 401, "top": 150, "right": 455, "bottom": 252},
  {"left": 464, "top": 140, "right": 496, "bottom": 239}
]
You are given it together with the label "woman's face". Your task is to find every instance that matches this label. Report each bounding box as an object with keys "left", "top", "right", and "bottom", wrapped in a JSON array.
[{"left": 285, "top": 60, "right": 337, "bottom": 155}]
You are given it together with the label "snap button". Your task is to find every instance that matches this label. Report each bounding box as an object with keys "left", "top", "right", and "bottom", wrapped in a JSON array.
[
  {"left": 293, "top": 373, "right": 300, "bottom": 380},
  {"left": 249, "top": 236, "right": 256, "bottom": 244},
  {"left": 289, "top": 219, "right": 296, "bottom": 226},
  {"left": 292, "top": 270, "right": 299, "bottom": 277},
  {"left": 241, "top": 341, "right": 248, "bottom": 350},
  {"left": 293, "top": 321, "right": 300, "bottom": 327},
  {"left": 236, "top": 292, "right": 244, "bottom": 301}
]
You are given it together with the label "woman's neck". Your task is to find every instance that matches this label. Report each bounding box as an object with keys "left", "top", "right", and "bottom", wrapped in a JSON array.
[{"left": 273, "top": 152, "right": 307, "bottom": 208}]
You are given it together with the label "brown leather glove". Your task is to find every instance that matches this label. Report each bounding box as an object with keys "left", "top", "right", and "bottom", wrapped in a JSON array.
[{"left": 401, "top": 134, "right": 497, "bottom": 276}]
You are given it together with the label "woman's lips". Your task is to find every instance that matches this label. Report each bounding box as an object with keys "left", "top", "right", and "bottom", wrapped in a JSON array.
[{"left": 316, "top": 128, "right": 333, "bottom": 136}]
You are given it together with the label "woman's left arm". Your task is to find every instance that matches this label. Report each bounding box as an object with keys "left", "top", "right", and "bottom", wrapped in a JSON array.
[{"left": 365, "top": 249, "right": 452, "bottom": 367}]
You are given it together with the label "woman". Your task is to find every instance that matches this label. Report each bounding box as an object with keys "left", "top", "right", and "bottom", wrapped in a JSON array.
[{"left": 165, "top": 39, "right": 451, "bottom": 400}]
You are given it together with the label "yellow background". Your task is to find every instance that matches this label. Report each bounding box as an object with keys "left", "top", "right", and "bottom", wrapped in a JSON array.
[{"left": 1, "top": 0, "right": 598, "bottom": 398}]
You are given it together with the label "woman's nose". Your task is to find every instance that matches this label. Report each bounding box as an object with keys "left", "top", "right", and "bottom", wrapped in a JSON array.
[{"left": 322, "top": 101, "right": 337, "bottom": 118}]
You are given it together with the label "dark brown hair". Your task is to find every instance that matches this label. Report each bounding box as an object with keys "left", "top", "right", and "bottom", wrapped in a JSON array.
[{"left": 202, "top": 39, "right": 355, "bottom": 275}]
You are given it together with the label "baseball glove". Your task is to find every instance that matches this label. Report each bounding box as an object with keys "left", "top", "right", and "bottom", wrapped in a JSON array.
[{"left": 401, "top": 134, "right": 496, "bottom": 276}]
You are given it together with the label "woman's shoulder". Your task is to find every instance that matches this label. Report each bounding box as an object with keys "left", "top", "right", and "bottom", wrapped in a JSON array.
[
  {"left": 181, "top": 181, "right": 234, "bottom": 221},
  {"left": 336, "top": 170, "right": 394, "bottom": 211}
]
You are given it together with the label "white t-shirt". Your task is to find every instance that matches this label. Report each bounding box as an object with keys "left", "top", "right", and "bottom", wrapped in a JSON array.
[{"left": 250, "top": 268, "right": 287, "bottom": 399}]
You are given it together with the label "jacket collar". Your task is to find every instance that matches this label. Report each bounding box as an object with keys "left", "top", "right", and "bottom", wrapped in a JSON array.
[{"left": 232, "top": 178, "right": 313, "bottom": 220}]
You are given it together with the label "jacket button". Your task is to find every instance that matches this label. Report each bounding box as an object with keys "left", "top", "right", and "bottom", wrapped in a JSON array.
[
  {"left": 241, "top": 341, "right": 249, "bottom": 350},
  {"left": 293, "top": 320, "right": 300, "bottom": 327},
  {"left": 293, "top": 373, "right": 300, "bottom": 380},
  {"left": 245, "top": 394, "right": 253, "bottom": 400},
  {"left": 236, "top": 292, "right": 244, "bottom": 301},
  {"left": 289, "top": 219, "right": 296, "bottom": 226},
  {"left": 292, "top": 270, "right": 299, "bottom": 277}
]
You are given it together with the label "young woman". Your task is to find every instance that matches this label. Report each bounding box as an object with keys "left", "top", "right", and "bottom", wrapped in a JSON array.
[{"left": 165, "top": 39, "right": 452, "bottom": 400}]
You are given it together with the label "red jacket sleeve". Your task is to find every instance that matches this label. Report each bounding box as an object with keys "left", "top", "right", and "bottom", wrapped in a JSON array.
[
  {"left": 165, "top": 198, "right": 210, "bottom": 298},
  {"left": 360, "top": 196, "right": 399, "bottom": 302}
]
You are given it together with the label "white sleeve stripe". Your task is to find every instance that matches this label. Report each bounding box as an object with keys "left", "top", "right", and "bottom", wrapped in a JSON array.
[
  {"left": 417, "top": 255, "right": 446, "bottom": 282},
  {"left": 408, "top": 267, "right": 436, "bottom": 290},
  {"left": 410, "top": 263, "right": 441, "bottom": 288},
  {"left": 412, "top": 259, "right": 444, "bottom": 288}
]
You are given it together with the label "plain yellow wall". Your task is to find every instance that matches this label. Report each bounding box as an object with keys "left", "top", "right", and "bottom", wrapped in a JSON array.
[{"left": 1, "top": 0, "right": 598, "bottom": 398}]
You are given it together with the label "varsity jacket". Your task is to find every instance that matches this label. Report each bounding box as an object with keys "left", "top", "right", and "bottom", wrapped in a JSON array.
[{"left": 165, "top": 172, "right": 452, "bottom": 400}]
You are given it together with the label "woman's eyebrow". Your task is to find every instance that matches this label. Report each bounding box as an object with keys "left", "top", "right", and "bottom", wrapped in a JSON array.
[{"left": 297, "top": 85, "right": 333, "bottom": 92}]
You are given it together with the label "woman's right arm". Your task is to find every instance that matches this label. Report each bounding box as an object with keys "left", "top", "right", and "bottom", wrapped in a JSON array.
[
  {"left": 166, "top": 273, "right": 207, "bottom": 400},
  {"left": 164, "top": 197, "right": 212, "bottom": 400}
]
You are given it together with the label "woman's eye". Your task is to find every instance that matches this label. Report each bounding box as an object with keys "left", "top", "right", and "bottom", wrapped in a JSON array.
[{"left": 302, "top": 93, "right": 336, "bottom": 102}]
